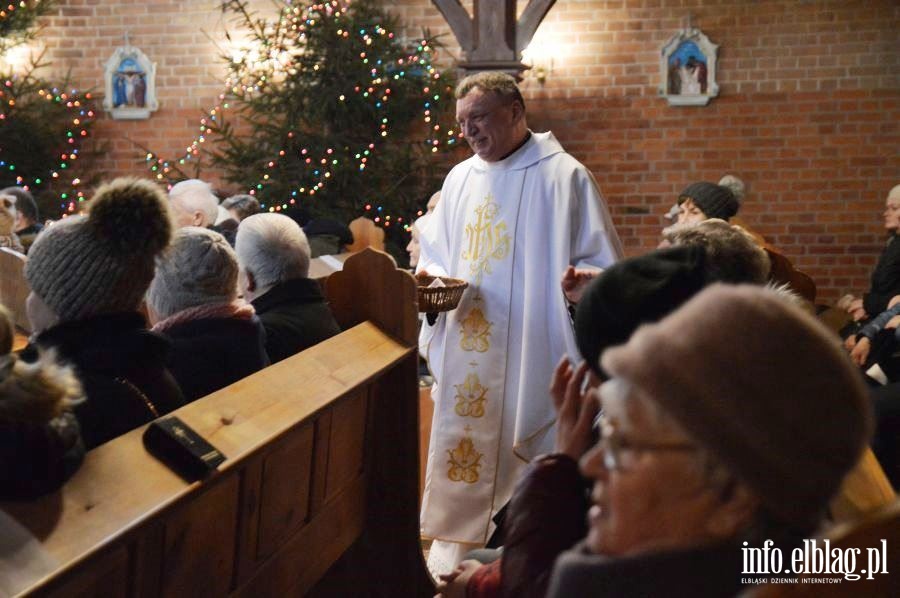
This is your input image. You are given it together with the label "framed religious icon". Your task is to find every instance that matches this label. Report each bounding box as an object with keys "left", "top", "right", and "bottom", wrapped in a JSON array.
[
  {"left": 102, "top": 35, "right": 159, "bottom": 120},
  {"left": 659, "top": 26, "right": 719, "bottom": 106}
]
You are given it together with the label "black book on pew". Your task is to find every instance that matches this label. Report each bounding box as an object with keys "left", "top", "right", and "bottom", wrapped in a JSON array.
[{"left": 143, "top": 416, "right": 226, "bottom": 482}]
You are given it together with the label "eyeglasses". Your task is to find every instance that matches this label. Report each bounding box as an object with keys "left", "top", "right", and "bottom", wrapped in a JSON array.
[
  {"left": 456, "top": 101, "right": 511, "bottom": 134},
  {"left": 597, "top": 417, "right": 696, "bottom": 472}
]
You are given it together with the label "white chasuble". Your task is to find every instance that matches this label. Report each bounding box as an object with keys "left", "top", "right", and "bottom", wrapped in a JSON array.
[{"left": 417, "top": 132, "right": 623, "bottom": 553}]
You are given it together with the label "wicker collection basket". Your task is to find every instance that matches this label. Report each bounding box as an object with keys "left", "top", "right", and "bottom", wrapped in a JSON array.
[{"left": 416, "top": 275, "right": 468, "bottom": 313}]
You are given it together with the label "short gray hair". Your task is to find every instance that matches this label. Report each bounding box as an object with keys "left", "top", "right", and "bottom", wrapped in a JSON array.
[
  {"left": 1, "top": 186, "right": 38, "bottom": 222},
  {"left": 663, "top": 219, "right": 770, "bottom": 284},
  {"left": 222, "top": 194, "right": 261, "bottom": 221},
  {"left": 168, "top": 179, "right": 219, "bottom": 227},
  {"left": 455, "top": 71, "right": 525, "bottom": 109},
  {"left": 146, "top": 227, "right": 238, "bottom": 319},
  {"left": 235, "top": 213, "right": 311, "bottom": 289}
]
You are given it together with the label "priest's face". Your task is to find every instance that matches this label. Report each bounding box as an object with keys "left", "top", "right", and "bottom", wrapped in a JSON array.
[{"left": 456, "top": 88, "right": 525, "bottom": 162}]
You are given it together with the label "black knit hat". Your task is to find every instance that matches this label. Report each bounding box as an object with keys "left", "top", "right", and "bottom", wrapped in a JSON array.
[
  {"left": 574, "top": 245, "right": 707, "bottom": 378},
  {"left": 679, "top": 181, "right": 740, "bottom": 221}
]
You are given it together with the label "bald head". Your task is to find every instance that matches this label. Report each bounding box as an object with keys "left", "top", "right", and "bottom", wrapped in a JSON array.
[
  {"left": 426, "top": 190, "right": 441, "bottom": 214},
  {"left": 889, "top": 184, "right": 900, "bottom": 202}
]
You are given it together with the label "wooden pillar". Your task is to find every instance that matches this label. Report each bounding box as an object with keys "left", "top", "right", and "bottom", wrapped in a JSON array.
[{"left": 432, "top": 0, "right": 556, "bottom": 78}]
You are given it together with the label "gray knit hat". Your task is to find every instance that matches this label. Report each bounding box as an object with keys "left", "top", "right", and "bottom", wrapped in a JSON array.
[
  {"left": 602, "top": 284, "right": 872, "bottom": 529},
  {"left": 146, "top": 227, "right": 238, "bottom": 319},
  {"left": 679, "top": 182, "right": 740, "bottom": 221},
  {"left": 25, "top": 178, "right": 173, "bottom": 322}
]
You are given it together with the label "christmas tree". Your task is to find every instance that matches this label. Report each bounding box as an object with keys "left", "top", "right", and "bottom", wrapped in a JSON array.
[
  {"left": 145, "top": 0, "right": 459, "bottom": 234},
  {"left": 0, "top": 0, "right": 100, "bottom": 218}
]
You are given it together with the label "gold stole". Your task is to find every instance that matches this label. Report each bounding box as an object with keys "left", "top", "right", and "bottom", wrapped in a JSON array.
[{"left": 422, "top": 189, "right": 520, "bottom": 544}]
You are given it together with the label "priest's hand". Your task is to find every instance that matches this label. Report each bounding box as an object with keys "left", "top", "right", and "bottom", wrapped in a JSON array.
[
  {"left": 561, "top": 266, "right": 598, "bottom": 305},
  {"left": 551, "top": 358, "right": 600, "bottom": 460}
]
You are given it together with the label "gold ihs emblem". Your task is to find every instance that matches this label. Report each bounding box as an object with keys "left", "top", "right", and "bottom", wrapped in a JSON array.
[
  {"left": 462, "top": 195, "right": 510, "bottom": 283},
  {"left": 447, "top": 435, "right": 483, "bottom": 484},
  {"left": 454, "top": 373, "right": 487, "bottom": 417},
  {"left": 459, "top": 307, "right": 491, "bottom": 352}
]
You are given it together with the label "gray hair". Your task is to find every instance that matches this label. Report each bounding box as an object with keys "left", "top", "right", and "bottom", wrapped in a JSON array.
[
  {"left": 235, "top": 213, "right": 311, "bottom": 290},
  {"left": 455, "top": 71, "right": 525, "bottom": 109},
  {"left": 663, "top": 219, "right": 770, "bottom": 284},
  {"left": 146, "top": 227, "right": 238, "bottom": 319},
  {"left": 222, "top": 194, "right": 261, "bottom": 221},
  {"left": 168, "top": 179, "right": 219, "bottom": 227},
  {"left": 1, "top": 187, "right": 38, "bottom": 222}
]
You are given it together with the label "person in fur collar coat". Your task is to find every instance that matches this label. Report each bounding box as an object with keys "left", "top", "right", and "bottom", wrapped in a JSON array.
[{"left": 0, "top": 304, "right": 84, "bottom": 500}]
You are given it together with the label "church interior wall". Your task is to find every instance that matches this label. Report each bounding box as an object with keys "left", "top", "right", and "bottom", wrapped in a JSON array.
[{"left": 26, "top": 0, "right": 900, "bottom": 302}]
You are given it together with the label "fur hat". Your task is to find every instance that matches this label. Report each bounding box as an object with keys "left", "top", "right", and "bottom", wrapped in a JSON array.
[
  {"left": 679, "top": 181, "right": 740, "bottom": 221},
  {"left": 602, "top": 284, "right": 872, "bottom": 529},
  {"left": 574, "top": 245, "right": 707, "bottom": 378},
  {"left": 25, "top": 178, "right": 173, "bottom": 322},
  {"left": 146, "top": 227, "right": 239, "bottom": 319}
]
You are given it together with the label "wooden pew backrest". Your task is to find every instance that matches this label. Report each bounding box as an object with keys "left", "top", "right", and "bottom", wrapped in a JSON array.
[
  {"left": 0, "top": 247, "right": 29, "bottom": 333},
  {"left": 746, "top": 500, "right": 900, "bottom": 597}
]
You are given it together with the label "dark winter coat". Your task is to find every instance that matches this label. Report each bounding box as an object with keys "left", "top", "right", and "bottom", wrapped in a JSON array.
[
  {"left": 251, "top": 278, "right": 341, "bottom": 364},
  {"left": 547, "top": 540, "right": 746, "bottom": 598},
  {"left": 24, "top": 312, "right": 185, "bottom": 450},
  {"left": 864, "top": 234, "right": 900, "bottom": 317},
  {"left": 0, "top": 412, "right": 84, "bottom": 500},
  {"left": 162, "top": 315, "right": 269, "bottom": 403}
]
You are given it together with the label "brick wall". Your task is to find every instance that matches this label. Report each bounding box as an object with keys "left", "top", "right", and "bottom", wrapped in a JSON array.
[
  {"left": 29, "top": 0, "right": 900, "bottom": 301},
  {"left": 34, "top": 0, "right": 280, "bottom": 179}
]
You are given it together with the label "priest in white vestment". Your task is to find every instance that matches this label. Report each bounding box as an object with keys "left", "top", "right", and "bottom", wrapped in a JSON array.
[{"left": 417, "top": 72, "right": 623, "bottom": 576}]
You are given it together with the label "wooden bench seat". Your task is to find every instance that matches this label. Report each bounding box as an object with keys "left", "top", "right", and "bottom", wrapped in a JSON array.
[{"left": 0, "top": 249, "right": 433, "bottom": 597}]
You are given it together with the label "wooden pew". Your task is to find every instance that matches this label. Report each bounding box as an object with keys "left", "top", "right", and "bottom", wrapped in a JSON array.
[
  {"left": 0, "top": 247, "right": 29, "bottom": 334},
  {"left": 748, "top": 500, "right": 900, "bottom": 597},
  {"left": 346, "top": 217, "right": 385, "bottom": 253},
  {"left": 308, "top": 252, "right": 352, "bottom": 283},
  {"left": 831, "top": 448, "right": 896, "bottom": 523},
  {"left": 0, "top": 248, "right": 433, "bottom": 597}
]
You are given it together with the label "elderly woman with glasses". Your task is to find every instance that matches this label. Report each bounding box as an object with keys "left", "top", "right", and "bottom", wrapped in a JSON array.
[{"left": 546, "top": 285, "right": 871, "bottom": 597}]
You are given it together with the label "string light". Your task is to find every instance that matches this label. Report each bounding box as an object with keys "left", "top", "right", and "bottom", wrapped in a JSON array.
[
  {"left": 0, "top": 81, "right": 95, "bottom": 211},
  {"left": 144, "top": 0, "right": 457, "bottom": 226},
  {"left": 0, "top": 1, "right": 39, "bottom": 23}
]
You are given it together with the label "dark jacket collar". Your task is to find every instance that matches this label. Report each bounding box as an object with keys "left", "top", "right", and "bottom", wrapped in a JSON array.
[
  {"left": 251, "top": 278, "right": 326, "bottom": 314},
  {"left": 31, "top": 312, "right": 171, "bottom": 371},
  {"left": 163, "top": 313, "right": 264, "bottom": 340}
]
